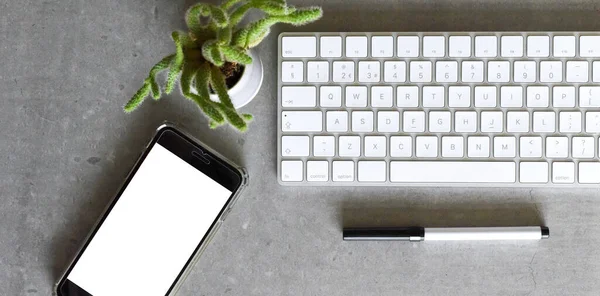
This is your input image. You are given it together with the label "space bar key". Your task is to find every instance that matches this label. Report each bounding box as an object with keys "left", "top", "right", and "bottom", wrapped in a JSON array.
[{"left": 390, "top": 161, "right": 516, "bottom": 183}]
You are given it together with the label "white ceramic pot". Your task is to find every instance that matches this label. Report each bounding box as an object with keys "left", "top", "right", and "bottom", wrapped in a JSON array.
[{"left": 209, "top": 49, "right": 263, "bottom": 109}]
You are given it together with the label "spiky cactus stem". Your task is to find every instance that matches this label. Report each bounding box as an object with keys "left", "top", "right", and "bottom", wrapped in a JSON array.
[{"left": 124, "top": 0, "right": 322, "bottom": 131}]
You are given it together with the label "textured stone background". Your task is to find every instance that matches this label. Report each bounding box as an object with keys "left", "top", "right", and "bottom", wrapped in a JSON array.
[{"left": 2, "top": 0, "right": 600, "bottom": 295}]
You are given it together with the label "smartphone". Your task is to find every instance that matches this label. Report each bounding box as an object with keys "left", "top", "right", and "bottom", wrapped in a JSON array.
[{"left": 55, "top": 123, "right": 247, "bottom": 296}]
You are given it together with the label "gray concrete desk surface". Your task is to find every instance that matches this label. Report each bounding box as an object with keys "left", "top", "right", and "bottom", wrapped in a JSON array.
[{"left": 2, "top": 0, "right": 600, "bottom": 295}]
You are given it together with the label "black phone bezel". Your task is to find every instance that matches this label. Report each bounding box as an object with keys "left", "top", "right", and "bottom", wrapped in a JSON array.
[{"left": 56, "top": 125, "right": 244, "bottom": 296}]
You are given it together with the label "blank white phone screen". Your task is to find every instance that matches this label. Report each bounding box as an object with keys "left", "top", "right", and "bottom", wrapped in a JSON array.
[{"left": 67, "top": 143, "right": 232, "bottom": 296}]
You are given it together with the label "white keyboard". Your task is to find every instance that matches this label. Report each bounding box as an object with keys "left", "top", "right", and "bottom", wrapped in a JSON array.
[{"left": 277, "top": 32, "right": 600, "bottom": 186}]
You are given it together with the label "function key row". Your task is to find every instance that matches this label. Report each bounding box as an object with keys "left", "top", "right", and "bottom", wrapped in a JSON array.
[{"left": 281, "top": 35, "right": 600, "bottom": 59}]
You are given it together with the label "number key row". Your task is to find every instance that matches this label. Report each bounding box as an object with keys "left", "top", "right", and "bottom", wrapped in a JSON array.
[{"left": 281, "top": 60, "right": 600, "bottom": 83}]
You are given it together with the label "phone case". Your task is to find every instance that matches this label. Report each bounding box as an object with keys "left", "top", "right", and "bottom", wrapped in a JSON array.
[{"left": 54, "top": 121, "right": 249, "bottom": 296}]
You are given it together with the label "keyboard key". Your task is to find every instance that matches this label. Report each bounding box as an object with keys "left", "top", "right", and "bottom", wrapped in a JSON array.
[
  {"left": 281, "top": 86, "right": 316, "bottom": 107},
  {"left": 462, "top": 61, "right": 484, "bottom": 82},
  {"left": 371, "top": 86, "right": 393, "bottom": 108},
  {"left": 390, "top": 161, "right": 516, "bottom": 183},
  {"left": 480, "top": 111, "right": 503, "bottom": 132},
  {"left": 552, "top": 162, "right": 575, "bottom": 184},
  {"left": 559, "top": 112, "right": 582, "bottom": 133},
  {"left": 494, "top": 137, "right": 516, "bottom": 158},
  {"left": 429, "top": 111, "right": 451, "bottom": 133},
  {"left": 358, "top": 61, "right": 380, "bottom": 82},
  {"left": 468, "top": 136, "right": 490, "bottom": 158},
  {"left": 397, "top": 86, "right": 419, "bottom": 107},
  {"left": 533, "top": 112, "right": 555, "bottom": 133},
  {"left": 281, "top": 161, "right": 303, "bottom": 181},
  {"left": 339, "top": 136, "right": 361, "bottom": 157},
  {"left": 592, "top": 61, "right": 600, "bottom": 82},
  {"left": 455, "top": 111, "right": 477, "bottom": 132},
  {"left": 358, "top": 161, "right": 386, "bottom": 182},
  {"left": 579, "top": 163, "right": 600, "bottom": 184},
  {"left": 580, "top": 86, "right": 600, "bottom": 107},
  {"left": 307, "top": 61, "right": 329, "bottom": 82},
  {"left": 390, "top": 136, "right": 412, "bottom": 157},
  {"left": 449, "top": 36, "right": 471, "bottom": 57},
  {"left": 320, "top": 86, "right": 342, "bottom": 107},
  {"left": 553, "top": 86, "right": 575, "bottom": 107},
  {"left": 281, "top": 136, "right": 309, "bottom": 157},
  {"left": 313, "top": 136, "right": 335, "bottom": 157},
  {"left": 514, "top": 61, "right": 536, "bottom": 82},
  {"left": 520, "top": 137, "right": 543, "bottom": 158},
  {"left": 572, "top": 137, "right": 595, "bottom": 158},
  {"left": 448, "top": 86, "right": 471, "bottom": 107},
  {"left": 282, "top": 111, "right": 322, "bottom": 132},
  {"left": 527, "top": 86, "right": 549, "bottom": 107},
  {"left": 377, "top": 111, "right": 400, "bottom": 132},
  {"left": 475, "top": 36, "right": 497, "bottom": 57},
  {"left": 409, "top": 61, "right": 432, "bottom": 82},
  {"left": 416, "top": 136, "right": 438, "bottom": 158},
  {"left": 501, "top": 35, "right": 523, "bottom": 57},
  {"left": 442, "top": 136, "right": 464, "bottom": 158},
  {"left": 540, "top": 61, "right": 562, "bottom": 83},
  {"left": 281, "top": 61, "right": 303, "bottom": 82},
  {"left": 384, "top": 61, "right": 406, "bottom": 82},
  {"left": 500, "top": 86, "right": 523, "bottom": 108},
  {"left": 345, "top": 36, "right": 368, "bottom": 57},
  {"left": 423, "top": 36, "right": 445, "bottom": 57},
  {"left": 307, "top": 161, "right": 328, "bottom": 182},
  {"left": 332, "top": 161, "right": 354, "bottom": 182},
  {"left": 586, "top": 112, "right": 600, "bottom": 132},
  {"left": 566, "top": 61, "right": 588, "bottom": 83},
  {"left": 364, "top": 136, "right": 387, "bottom": 157},
  {"left": 436, "top": 61, "right": 458, "bottom": 82},
  {"left": 332, "top": 61, "right": 354, "bottom": 82},
  {"left": 594, "top": 61, "right": 600, "bottom": 82},
  {"left": 488, "top": 61, "right": 510, "bottom": 83},
  {"left": 422, "top": 86, "right": 444, "bottom": 107},
  {"left": 580, "top": 36, "right": 600, "bottom": 57},
  {"left": 520, "top": 162, "right": 549, "bottom": 183},
  {"left": 527, "top": 36, "right": 550, "bottom": 57},
  {"left": 507, "top": 112, "right": 529, "bottom": 133},
  {"left": 546, "top": 137, "right": 569, "bottom": 158},
  {"left": 345, "top": 86, "right": 367, "bottom": 107},
  {"left": 403, "top": 111, "right": 426, "bottom": 132},
  {"left": 474, "top": 86, "right": 497, "bottom": 108},
  {"left": 282, "top": 36, "right": 316, "bottom": 57},
  {"left": 320, "top": 36, "right": 342, "bottom": 57},
  {"left": 553, "top": 36, "right": 576, "bottom": 57},
  {"left": 371, "top": 36, "right": 394, "bottom": 57},
  {"left": 352, "top": 111, "right": 374, "bottom": 132},
  {"left": 326, "top": 111, "right": 348, "bottom": 132},
  {"left": 397, "top": 36, "right": 419, "bottom": 57}
]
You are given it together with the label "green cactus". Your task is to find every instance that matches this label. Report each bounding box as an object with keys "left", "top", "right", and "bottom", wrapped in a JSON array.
[{"left": 124, "top": 0, "right": 323, "bottom": 131}]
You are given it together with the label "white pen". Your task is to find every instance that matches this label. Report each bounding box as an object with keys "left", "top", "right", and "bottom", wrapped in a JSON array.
[{"left": 343, "top": 226, "right": 549, "bottom": 241}]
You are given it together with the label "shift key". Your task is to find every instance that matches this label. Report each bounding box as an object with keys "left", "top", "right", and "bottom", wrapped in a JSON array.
[{"left": 282, "top": 111, "right": 322, "bottom": 132}]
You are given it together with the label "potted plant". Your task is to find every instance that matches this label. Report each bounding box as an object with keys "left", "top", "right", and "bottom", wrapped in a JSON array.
[{"left": 123, "top": 0, "right": 322, "bottom": 131}]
